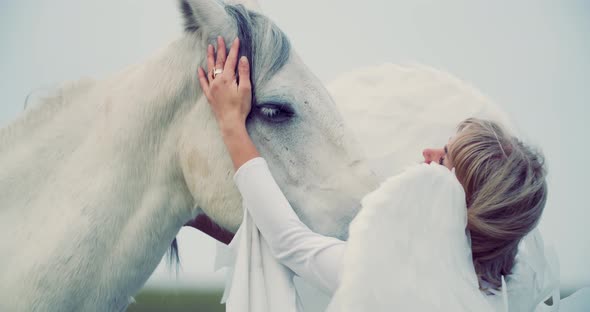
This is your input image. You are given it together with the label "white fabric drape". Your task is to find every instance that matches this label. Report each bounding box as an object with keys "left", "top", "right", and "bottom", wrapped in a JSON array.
[{"left": 217, "top": 209, "right": 301, "bottom": 312}]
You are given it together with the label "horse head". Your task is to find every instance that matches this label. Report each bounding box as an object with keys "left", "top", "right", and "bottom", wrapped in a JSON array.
[{"left": 176, "top": 0, "right": 376, "bottom": 239}]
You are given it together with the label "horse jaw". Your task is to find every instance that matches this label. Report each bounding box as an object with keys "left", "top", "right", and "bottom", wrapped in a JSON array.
[{"left": 177, "top": 96, "right": 245, "bottom": 233}]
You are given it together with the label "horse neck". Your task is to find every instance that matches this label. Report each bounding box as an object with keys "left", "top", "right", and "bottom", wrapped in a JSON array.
[
  {"left": 0, "top": 35, "right": 209, "bottom": 306},
  {"left": 0, "top": 35, "right": 205, "bottom": 208},
  {"left": 0, "top": 34, "right": 205, "bottom": 147}
]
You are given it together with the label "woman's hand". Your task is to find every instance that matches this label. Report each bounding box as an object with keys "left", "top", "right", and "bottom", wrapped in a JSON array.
[
  {"left": 197, "top": 36, "right": 260, "bottom": 170},
  {"left": 198, "top": 36, "right": 252, "bottom": 133}
]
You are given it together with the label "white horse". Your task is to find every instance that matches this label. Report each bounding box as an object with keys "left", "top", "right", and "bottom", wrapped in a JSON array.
[{"left": 0, "top": 1, "right": 375, "bottom": 311}]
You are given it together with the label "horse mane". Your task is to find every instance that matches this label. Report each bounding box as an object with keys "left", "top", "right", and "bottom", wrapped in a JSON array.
[
  {"left": 0, "top": 78, "right": 96, "bottom": 150},
  {"left": 227, "top": 5, "right": 290, "bottom": 87},
  {"left": 180, "top": 2, "right": 291, "bottom": 91}
]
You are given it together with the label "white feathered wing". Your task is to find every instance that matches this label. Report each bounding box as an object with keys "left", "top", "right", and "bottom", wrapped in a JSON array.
[{"left": 327, "top": 163, "right": 496, "bottom": 311}]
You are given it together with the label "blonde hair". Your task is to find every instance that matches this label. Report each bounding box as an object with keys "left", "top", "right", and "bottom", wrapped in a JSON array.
[{"left": 448, "top": 118, "right": 547, "bottom": 290}]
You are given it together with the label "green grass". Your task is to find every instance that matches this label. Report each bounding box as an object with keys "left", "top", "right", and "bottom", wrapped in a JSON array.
[
  {"left": 126, "top": 289, "right": 225, "bottom": 312},
  {"left": 125, "top": 286, "right": 582, "bottom": 311}
]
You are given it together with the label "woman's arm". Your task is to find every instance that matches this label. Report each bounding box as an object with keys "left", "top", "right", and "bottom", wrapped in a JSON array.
[
  {"left": 197, "top": 36, "right": 345, "bottom": 294},
  {"left": 234, "top": 157, "right": 345, "bottom": 294}
]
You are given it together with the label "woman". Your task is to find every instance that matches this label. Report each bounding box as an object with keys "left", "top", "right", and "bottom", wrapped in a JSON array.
[{"left": 195, "top": 37, "right": 548, "bottom": 296}]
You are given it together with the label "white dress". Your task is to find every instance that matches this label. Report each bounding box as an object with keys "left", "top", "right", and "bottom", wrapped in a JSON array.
[{"left": 230, "top": 157, "right": 559, "bottom": 311}]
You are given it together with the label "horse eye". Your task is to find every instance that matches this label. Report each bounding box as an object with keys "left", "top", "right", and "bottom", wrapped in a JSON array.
[{"left": 256, "top": 103, "right": 295, "bottom": 123}]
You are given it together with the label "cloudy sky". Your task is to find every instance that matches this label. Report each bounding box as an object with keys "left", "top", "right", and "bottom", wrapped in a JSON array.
[{"left": 1, "top": 0, "right": 588, "bottom": 292}]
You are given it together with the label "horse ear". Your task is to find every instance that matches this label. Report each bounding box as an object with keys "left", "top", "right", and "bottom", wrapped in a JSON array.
[{"left": 180, "top": 0, "right": 230, "bottom": 33}]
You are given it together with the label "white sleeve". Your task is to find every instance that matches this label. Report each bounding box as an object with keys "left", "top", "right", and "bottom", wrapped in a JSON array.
[{"left": 234, "top": 157, "right": 345, "bottom": 295}]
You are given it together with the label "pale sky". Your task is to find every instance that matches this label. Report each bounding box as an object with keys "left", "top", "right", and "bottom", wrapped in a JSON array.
[{"left": 1, "top": 0, "right": 588, "bottom": 292}]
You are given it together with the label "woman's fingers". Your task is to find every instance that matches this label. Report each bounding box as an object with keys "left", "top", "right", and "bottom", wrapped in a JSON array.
[
  {"left": 215, "top": 36, "right": 226, "bottom": 71},
  {"left": 224, "top": 38, "right": 240, "bottom": 75},
  {"left": 201, "top": 36, "right": 248, "bottom": 98},
  {"left": 197, "top": 67, "right": 210, "bottom": 97},
  {"left": 238, "top": 56, "right": 251, "bottom": 93},
  {"left": 207, "top": 44, "right": 215, "bottom": 78}
]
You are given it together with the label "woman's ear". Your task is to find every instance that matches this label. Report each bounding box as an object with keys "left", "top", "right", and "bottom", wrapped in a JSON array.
[{"left": 179, "top": 0, "right": 230, "bottom": 33}]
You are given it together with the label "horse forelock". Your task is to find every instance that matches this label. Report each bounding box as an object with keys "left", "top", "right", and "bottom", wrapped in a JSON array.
[{"left": 224, "top": 5, "right": 291, "bottom": 97}]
